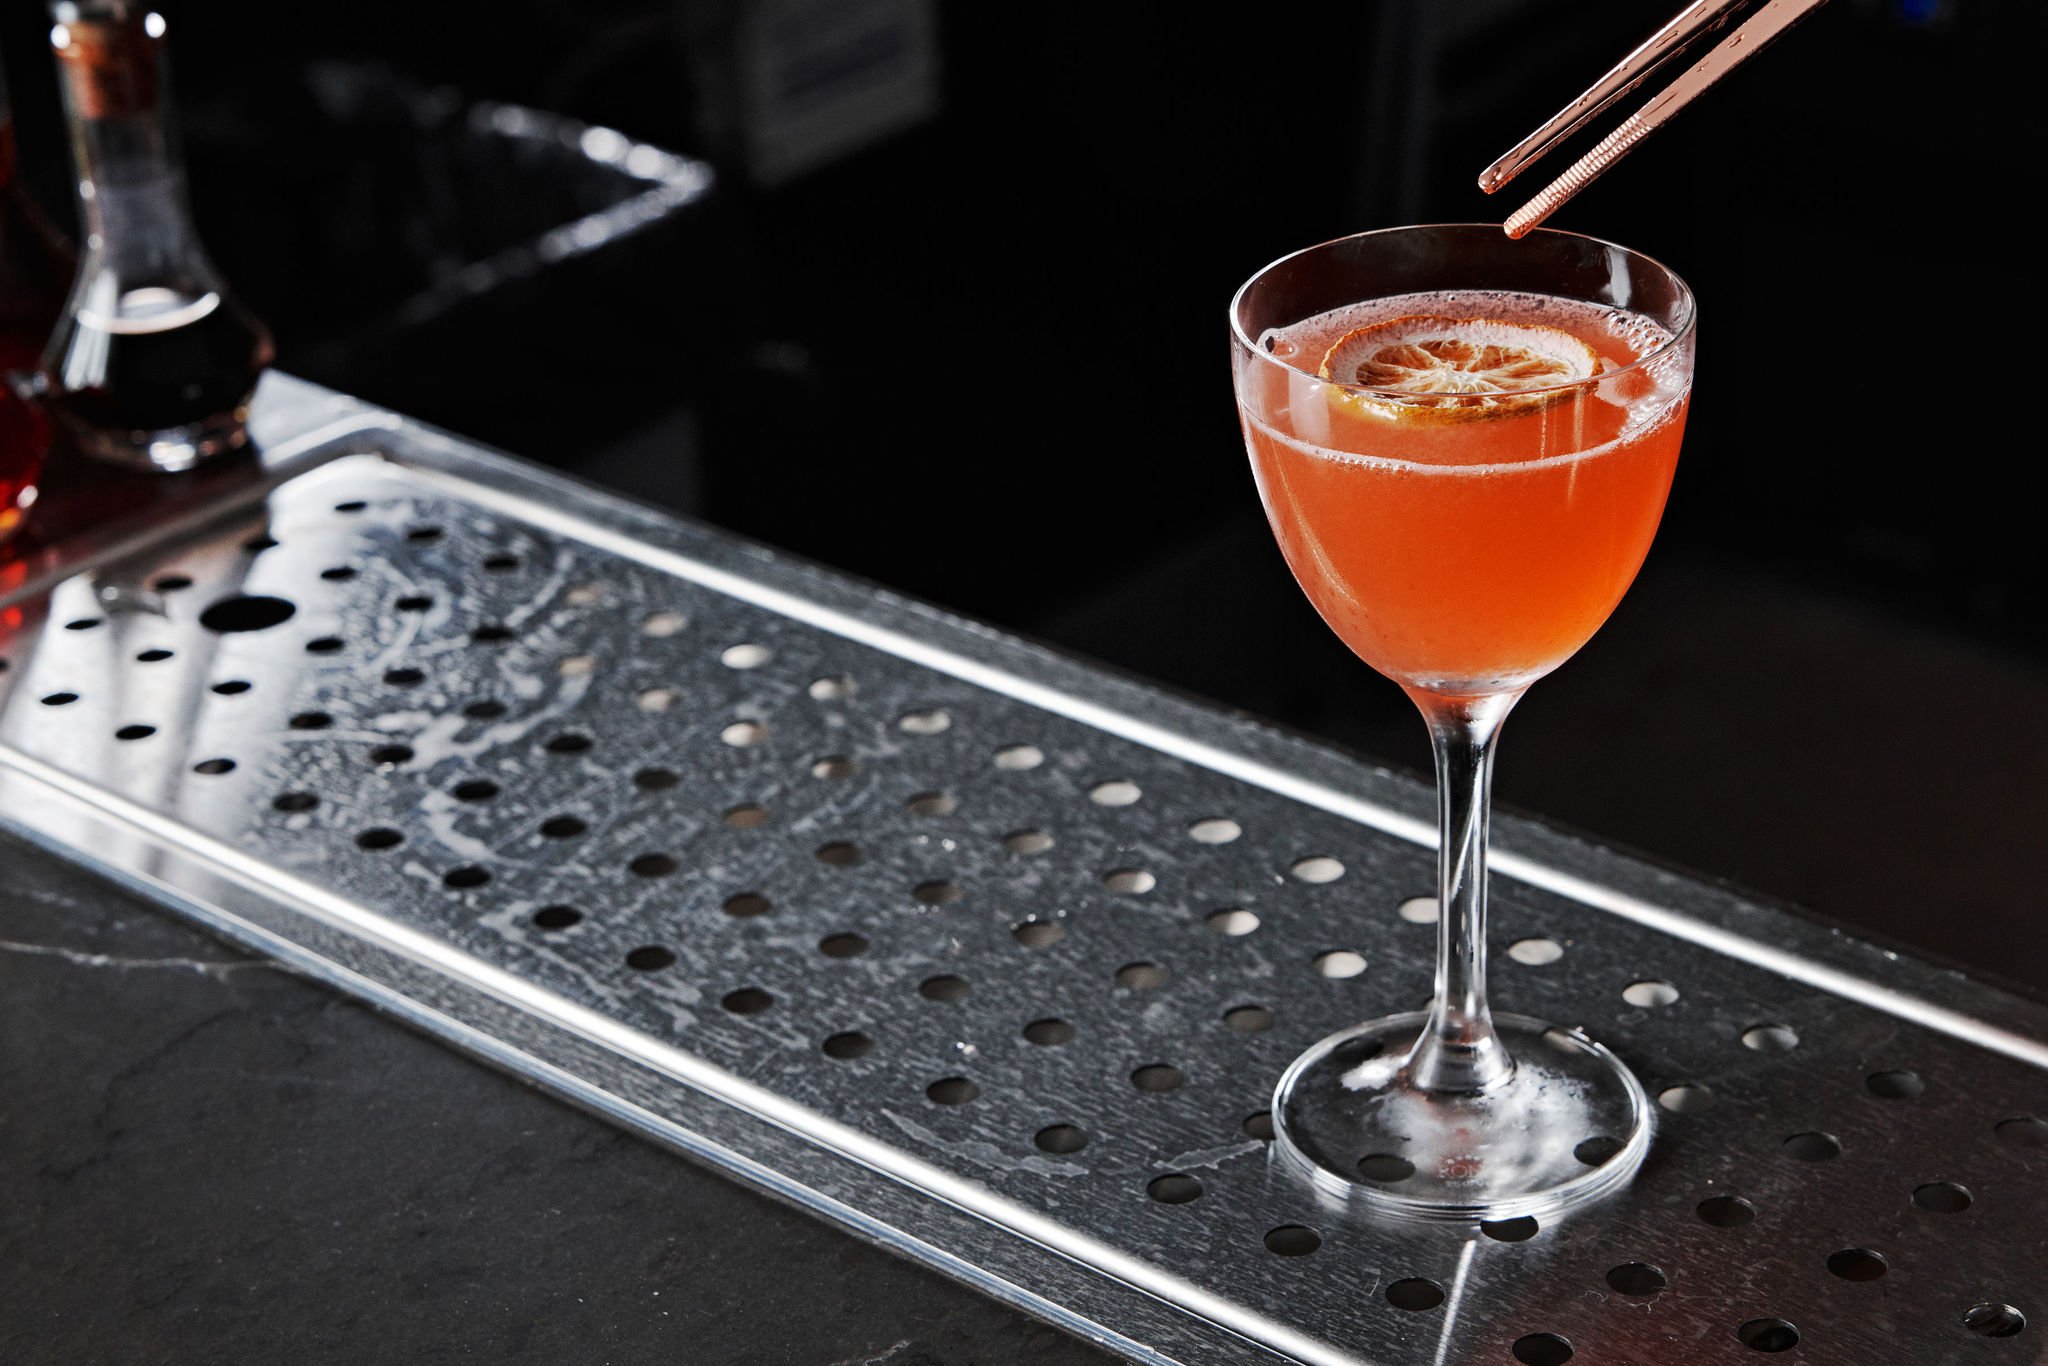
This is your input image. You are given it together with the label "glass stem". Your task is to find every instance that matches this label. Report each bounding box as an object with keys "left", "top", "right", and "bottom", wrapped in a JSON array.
[{"left": 1405, "top": 687, "right": 1524, "bottom": 1094}]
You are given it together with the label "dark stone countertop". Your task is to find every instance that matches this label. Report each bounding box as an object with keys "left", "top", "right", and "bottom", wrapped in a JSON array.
[{"left": 0, "top": 832, "right": 1115, "bottom": 1365}]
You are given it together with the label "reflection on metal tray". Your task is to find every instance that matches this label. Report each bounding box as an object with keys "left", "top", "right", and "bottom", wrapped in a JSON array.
[{"left": 1, "top": 375, "right": 2041, "bottom": 1365}]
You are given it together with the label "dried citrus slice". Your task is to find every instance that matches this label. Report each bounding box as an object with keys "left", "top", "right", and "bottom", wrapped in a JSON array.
[{"left": 1319, "top": 315, "right": 1600, "bottom": 422}]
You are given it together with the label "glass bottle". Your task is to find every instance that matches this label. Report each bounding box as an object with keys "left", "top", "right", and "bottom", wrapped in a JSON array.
[{"left": 39, "top": 1, "right": 272, "bottom": 472}]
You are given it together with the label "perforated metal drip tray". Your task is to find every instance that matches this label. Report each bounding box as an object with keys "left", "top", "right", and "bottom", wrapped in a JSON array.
[{"left": 2, "top": 376, "right": 2043, "bottom": 1366}]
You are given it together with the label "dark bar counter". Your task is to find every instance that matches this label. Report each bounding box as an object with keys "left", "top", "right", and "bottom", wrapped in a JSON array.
[{"left": 0, "top": 837, "right": 1110, "bottom": 1364}]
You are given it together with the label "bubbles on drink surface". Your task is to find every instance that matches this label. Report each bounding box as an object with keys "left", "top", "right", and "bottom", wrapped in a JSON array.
[
  {"left": 1600, "top": 305, "right": 1675, "bottom": 359},
  {"left": 1254, "top": 289, "right": 1685, "bottom": 454},
  {"left": 1262, "top": 290, "right": 1676, "bottom": 396}
]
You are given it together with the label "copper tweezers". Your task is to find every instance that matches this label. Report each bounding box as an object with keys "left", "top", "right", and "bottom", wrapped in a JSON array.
[{"left": 1482, "top": 0, "right": 1831, "bottom": 237}]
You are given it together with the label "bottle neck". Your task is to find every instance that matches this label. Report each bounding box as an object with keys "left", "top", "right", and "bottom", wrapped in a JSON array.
[{"left": 51, "top": 5, "right": 217, "bottom": 297}]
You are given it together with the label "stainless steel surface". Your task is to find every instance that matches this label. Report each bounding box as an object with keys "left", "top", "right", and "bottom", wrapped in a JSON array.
[{"left": 2, "top": 375, "right": 2042, "bottom": 1364}]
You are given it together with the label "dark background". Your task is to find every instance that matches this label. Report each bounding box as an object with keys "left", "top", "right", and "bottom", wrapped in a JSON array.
[{"left": 3, "top": 0, "right": 2039, "bottom": 988}]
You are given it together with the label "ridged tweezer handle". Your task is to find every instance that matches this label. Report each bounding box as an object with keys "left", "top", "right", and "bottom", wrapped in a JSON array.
[{"left": 1505, "top": 111, "right": 1658, "bottom": 239}]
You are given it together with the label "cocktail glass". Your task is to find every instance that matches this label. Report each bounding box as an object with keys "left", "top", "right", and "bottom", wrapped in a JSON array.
[{"left": 1230, "top": 224, "right": 1696, "bottom": 1221}]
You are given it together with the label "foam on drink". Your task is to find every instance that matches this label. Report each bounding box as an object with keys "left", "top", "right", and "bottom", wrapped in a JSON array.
[{"left": 1255, "top": 289, "right": 1684, "bottom": 470}]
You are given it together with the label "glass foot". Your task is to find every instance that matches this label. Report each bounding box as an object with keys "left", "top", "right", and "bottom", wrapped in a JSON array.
[{"left": 1271, "top": 1011, "right": 1650, "bottom": 1223}]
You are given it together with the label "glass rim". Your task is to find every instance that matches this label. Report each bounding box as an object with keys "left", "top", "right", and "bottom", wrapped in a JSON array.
[{"left": 1229, "top": 223, "right": 1698, "bottom": 404}]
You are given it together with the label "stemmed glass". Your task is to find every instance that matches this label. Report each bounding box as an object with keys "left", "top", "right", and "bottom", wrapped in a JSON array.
[{"left": 1230, "top": 225, "right": 1696, "bottom": 1220}]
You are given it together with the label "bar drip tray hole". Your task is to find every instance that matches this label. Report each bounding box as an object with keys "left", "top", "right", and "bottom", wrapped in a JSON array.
[
  {"left": 198, "top": 595, "right": 297, "bottom": 633},
  {"left": 1964, "top": 1304, "right": 2026, "bottom": 1338},
  {"left": 1511, "top": 1332, "right": 1573, "bottom": 1365},
  {"left": 1735, "top": 1318, "right": 1799, "bottom": 1352}
]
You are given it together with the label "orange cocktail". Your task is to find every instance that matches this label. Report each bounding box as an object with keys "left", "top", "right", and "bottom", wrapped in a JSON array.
[
  {"left": 1240, "top": 291, "right": 1688, "bottom": 693},
  {"left": 1231, "top": 226, "right": 1697, "bottom": 1222}
]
